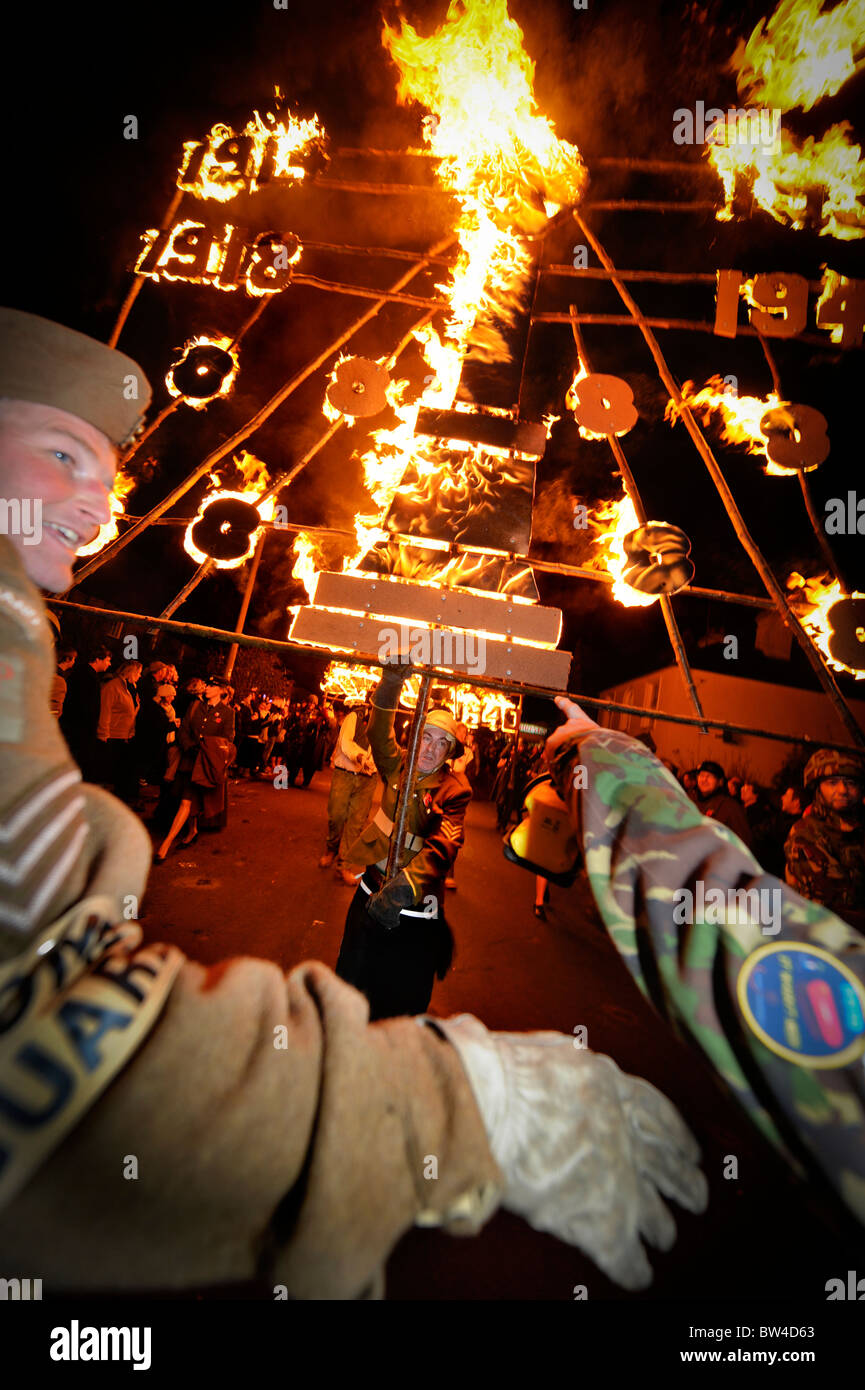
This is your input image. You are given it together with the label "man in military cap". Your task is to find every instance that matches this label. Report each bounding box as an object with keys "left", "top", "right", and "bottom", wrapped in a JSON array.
[
  {"left": 0, "top": 306, "right": 709, "bottom": 1297},
  {"left": 785, "top": 748, "right": 865, "bottom": 933},
  {"left": 335, "top": 670, "right": 470, "bottom": 1019}
]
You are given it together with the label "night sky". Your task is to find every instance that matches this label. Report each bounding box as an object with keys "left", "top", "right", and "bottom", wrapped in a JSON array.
[{"left": 4, "top": 0, "right": 864, "bottom": 707}]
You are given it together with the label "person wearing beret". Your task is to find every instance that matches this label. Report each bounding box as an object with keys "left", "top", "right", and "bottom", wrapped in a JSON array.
[{"left": 0, "top": 306, "right": 708, "bottom": 1297}]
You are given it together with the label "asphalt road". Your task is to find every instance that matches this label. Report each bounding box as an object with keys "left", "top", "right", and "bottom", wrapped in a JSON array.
[{"left": 138, "top": 769, "right": 859, "bottom": 1302}]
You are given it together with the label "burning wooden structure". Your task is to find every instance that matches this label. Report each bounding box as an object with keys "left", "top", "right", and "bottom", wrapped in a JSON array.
[{"left": 61, "top": 0, "right": 865, "bottom": 819}]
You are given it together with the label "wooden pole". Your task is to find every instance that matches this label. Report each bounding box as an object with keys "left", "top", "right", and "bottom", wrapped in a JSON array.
[
  {"left": 292, "top": 274, "right": 448, "bottom": 310},
  {"left": 158, "top": 559, "right": 214, "bottom": 618},
  {"left": 120, "top": 399, "right": 182, "bottom": 466},
  {"left": 543, "top": 266, "right": 825, "bottom": 291},
  {"left": 66, "top": 234, "right": 456, "bottom": 590},
  {"left": 303, "top": 237, "right": 455, "bottom": 268},
  {"left": 385, "top": 673, "right": 433, "bottom": 881},
  {"left": 532, "top": 312, "right": 844, "bottom": 349},
  {"left": 44, "top": 598, "right": 864, "bottom": 754},
  {"left": 568, "top": 306, "right": 708, "bottom": 731},
  {"left": 110, "top": 513, "right": 778, "bottom": 609},
  {"left": 573, "top": 210, "right": 865, "bottom": 749},
  {"left": 333, "top": 151, "right": 713, "bottom": 177},
  {"left": 108, "top": 186, "right": 184, "bottom": 348},
  {"left": 223, "top": 531, "right": 267, "bottom": 680}
]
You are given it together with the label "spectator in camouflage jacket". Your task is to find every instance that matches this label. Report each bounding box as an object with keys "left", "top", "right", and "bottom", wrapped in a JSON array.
[{"left": 785, "top": 748, "right": 865, "bottom": 935}]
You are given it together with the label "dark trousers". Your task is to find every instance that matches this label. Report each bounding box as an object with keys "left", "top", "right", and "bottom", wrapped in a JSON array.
[
  {"left": 102, "top": 737, "right": 137, "bottom": 803},
  {"left": 335, "top": 870, "right": 453, "bottom": 1021}
]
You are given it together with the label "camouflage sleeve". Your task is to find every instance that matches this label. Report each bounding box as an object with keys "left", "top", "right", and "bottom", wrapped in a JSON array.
[
  {"left": 367, "top": 672, "right": 405, "bottom": 781},
  {"left": 547, "top": 726, "right": 865, "bottom": 1226}
]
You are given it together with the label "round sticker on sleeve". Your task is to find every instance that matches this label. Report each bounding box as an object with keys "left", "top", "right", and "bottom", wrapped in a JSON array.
[{"left": 737, "top": 942, "right": 865, "bottom": 1069}]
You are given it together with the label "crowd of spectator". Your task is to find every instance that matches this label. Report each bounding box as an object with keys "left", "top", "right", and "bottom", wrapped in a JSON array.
[
  {"left": 487, "top": 732, "right": 864, "bottom": 935},
  {"left": 51, "top": 640, "right": 864, "bottom": 933},
  {"left": 52, "top": 642, "right": 340, "bottom": 859}
]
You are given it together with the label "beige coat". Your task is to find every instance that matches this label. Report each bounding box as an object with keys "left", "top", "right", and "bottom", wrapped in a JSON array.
[
  {"left": 0, "top": 538, "right": 503, "bottom": 1297},
  {"left": 96, "top": 673, "right": 138, "bottom": 741}
]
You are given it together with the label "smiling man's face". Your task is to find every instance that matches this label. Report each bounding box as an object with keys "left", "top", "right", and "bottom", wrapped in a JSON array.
[{"left": 0, "top": 399, "right": 116, "bottom": 592}]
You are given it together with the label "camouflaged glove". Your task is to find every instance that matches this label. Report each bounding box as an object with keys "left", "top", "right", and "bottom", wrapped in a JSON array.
[{"left": 428, "top": 1014, "right": 708, "bottom": 1289}]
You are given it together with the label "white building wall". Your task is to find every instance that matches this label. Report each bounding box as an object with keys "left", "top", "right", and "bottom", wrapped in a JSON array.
[{"left": 597, "top": 666, "right": 865, "bottom": 784}]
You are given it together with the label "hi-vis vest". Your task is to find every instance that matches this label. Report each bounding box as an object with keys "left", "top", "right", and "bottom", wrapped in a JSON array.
[{"left": 332, "top": 709, "right": 373, "bottom": 774}]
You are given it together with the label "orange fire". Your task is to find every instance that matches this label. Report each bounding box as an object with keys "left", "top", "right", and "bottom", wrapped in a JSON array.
[
  {"left": 165, "top": 334, "right": 239, "bottom": 408},
  {"left": 76, "top": 469, "right": 137, "bottom": 558},
  {"left": 666, "top": 376, "right": 807, "bottom": 477},
  {"left": 730, "top": 0, "right": 865, "bottom": 112},
  {"left": 707, "top": 0, "right": 865, "bottom": 240},
  {"left": 787, "top": 570, "right": 865, "bottom": 679},
  {"left": 585, "top": 495, "right": 657, "bottom": 608},
  {"left": 183, "top": 452, "right": 274, "bottom": 570},
  {"left": 321, "top": 660, "right": 518, "bottom": 728},
  {"left": 291, "top": 531, "right": 330, "bottom": 601},
  {"left": 301, "top": 0, "right": 588, "bottom": 597},
  {"left": 177, "top": 96, "right": 326, "bottom": 202}
]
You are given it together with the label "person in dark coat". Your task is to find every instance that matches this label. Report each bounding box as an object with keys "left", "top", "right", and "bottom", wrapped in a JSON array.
[
  {"left": 155, "top": 676, "right": 235, "bottom": 859},
  {"left": 135, "top": 681, "right": 179, "bottom": 787},
  {"left": 50, "top": 643, "right": 77, "bottom": 719},
  {"left": 237, "top": 695, "right": 269, "bottom": 775},
  {"left": 174, "top": 675, "right": 206, "bottom": 722},
  {"left": 59, "top": 644, "right": 111, "bottom": 779},
  {"left": 693, "top": 761, "right": 753, "bottom": 849}
]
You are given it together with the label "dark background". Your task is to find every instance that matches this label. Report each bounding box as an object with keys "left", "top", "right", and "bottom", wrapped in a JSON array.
[{"left": 4, "top": 0, "right": 863, "bottom": 709}]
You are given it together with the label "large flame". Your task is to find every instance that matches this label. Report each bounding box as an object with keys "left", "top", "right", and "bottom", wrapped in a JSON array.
[
  {"left": 787, "top": 570, "right": 865, "bottom": 679},
  {"left": 707, "top": 0, "right": 865, "bottom": 239},
  {"left": 730, "top": 0, "right": 865, "bottom": 112},
  {"left": 321, "top": 660, "right": 518, "bottom": 729},
  {"left": 666, "top": 376, "right": 804, "bottom": 477},
  {"left": 383, "top": 0, "right": 586, "bottom": 362},
  {"left": 297, "top": 0, "right": 587, "bottom": 600},
  {"left": 76, "top": 469, "right": 137, "bottom": 558},
  {"left": 585, "top": 495, "right": 657, "bottom": 608}
]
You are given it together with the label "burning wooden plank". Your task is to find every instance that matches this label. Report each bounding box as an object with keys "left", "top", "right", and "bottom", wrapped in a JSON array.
[
  {"left": 288, "top": 604, "right": 571, "bottom": 690},
  {"left": 311, "top": 571, "right": 561, "bottom": 645}
]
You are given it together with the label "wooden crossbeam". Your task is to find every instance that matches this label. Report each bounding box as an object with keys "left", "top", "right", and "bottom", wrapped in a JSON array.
[
  {"left": 311, "top": 572, "right": 562, "bottom": 646},
  {"left": 288, "top": 607, "right": 572, "bottom": 688}
]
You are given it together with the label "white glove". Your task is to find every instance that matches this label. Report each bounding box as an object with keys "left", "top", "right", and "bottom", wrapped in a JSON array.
[{"left": 429, "top": 1014, "right": 708, "bottom": 1289}]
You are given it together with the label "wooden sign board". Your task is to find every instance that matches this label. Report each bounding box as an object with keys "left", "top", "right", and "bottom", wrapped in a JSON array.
[
  {"left": 311, "top": 571, "right": 562, "bottom": 646},
  {"left": 288, "top": 606, "right": 572, "bottom": 690}
]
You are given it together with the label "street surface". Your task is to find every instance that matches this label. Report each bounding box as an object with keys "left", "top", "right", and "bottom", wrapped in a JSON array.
[{"left": 139, "top": 769, "right": 858, "bottom": 1301}]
